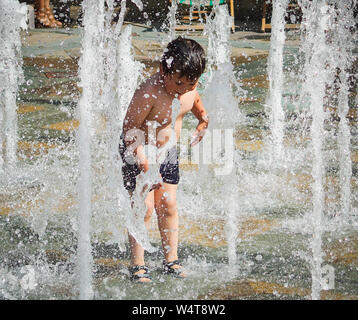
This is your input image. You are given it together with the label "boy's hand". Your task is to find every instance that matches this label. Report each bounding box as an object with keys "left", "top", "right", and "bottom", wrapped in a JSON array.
[
  {"left": 138, "top": 158, "right": 149, "bottom": 173},
  {"left": 140, "top": 181, "right": 162, "bottom": 196},
  {"left": 149, "top": 182, "right": 162, "bottom": 191},
  {"left": 190, "top": 128, "right": 207, "bottom": 147},
  {"left": 191, "top": 92, "right": 208, "bottom": 147},
  {"left": 138, "top": 157, "right": 162, "bottom": 191}
]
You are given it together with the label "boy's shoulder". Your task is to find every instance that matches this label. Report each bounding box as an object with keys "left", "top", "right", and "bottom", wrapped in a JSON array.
[
  {"left": 138, "top": 73, "right": 162, "bottom": 94},
  {"left": 135, "top": 73, "right": 172, "bottom": 106}
]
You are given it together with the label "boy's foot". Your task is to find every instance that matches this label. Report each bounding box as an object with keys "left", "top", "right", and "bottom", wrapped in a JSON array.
[
  {"left": 163, "top": 260, "right": 187, "bottom": 278},
  {"left": 129, "top": 265, "right": 152, "bottom": 283}
]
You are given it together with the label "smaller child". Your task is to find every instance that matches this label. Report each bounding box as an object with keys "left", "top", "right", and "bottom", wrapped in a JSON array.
[{"left": 120, "top": 37, "right": 208, "bottom": 282}]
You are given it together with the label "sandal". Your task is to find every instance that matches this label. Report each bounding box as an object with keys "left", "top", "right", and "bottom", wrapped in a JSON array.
[
  {"left": 163, "top": 260, "right": 186, "bottom": 278},
  {"left": 128, "top": 265, "right": 152, "bottom": 283},
  {"left": 35, "top": 9, "right": 58, "bottom": 28},
  {"left": 45, "top": 8, "right": 63, "bottom": 28}
]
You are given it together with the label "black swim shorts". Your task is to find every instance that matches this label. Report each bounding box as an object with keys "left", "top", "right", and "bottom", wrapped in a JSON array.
[{"left": 119, "top": 134, "right": 180, "bottom": 193}]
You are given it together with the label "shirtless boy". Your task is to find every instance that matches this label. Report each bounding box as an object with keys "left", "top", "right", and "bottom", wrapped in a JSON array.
[{"left": 119, "top": 37, "right": 208, "bottom": 282}]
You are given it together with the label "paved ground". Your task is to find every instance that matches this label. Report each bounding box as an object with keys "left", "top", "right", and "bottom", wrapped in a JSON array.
[{"left": 20, "top": 21, "right": 275, "bottom": 63}]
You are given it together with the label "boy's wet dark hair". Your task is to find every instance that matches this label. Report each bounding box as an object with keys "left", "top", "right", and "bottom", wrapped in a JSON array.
[{"left": 161, "top": 37, "right": 206, "bottom": 80}]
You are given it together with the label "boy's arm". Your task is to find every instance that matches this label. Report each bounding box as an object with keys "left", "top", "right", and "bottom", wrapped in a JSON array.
[
  {"left": 190, "top": 91, "right": 209, "bottom": 146},
  {"left": 122, "top": 85, "right": 154, "bottom": 172}
]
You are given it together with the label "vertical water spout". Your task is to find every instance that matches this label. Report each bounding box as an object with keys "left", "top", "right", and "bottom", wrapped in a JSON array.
[
  {"left": 76, "top": 2, "right": 145, "bottom": 296},
  {"left": 116, "top": 25, "right": 144, "bottom": 131},
  {"left": 266, "top": 0, "right": 288, "bottom": 161},
  {"left": 77, "top": 0, "right": 106, "bottom": 300},
  {"left": 114, "top": 0, "right": 127, "bottom": 36},
  {"left": 333, "top": 1, "right": 355, "bottom": 218},
  {"left": 337, "top": 72, "right": 352, "bottom": 218},
  {"left": 205, "top": 4, "right": 231, "bottom": 70},
  {"left": 308, "top": 3, "right": 326, "bottom": 302},
  {"left": 166, "top": 0, "right": 178, "bottom": 41},
  {"left": 0, "top": 0, "right": 26, "bottom": 171},
  {"left": 204, "top": 5, "right": 240, "bottom": 267},
  {"left": 300, "top": 0, "right": 331, "bottom": 300}
]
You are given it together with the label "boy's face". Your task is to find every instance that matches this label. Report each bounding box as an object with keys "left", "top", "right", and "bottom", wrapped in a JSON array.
[{"left": 161, "top": 67, "right": 199, "bottom": 97}]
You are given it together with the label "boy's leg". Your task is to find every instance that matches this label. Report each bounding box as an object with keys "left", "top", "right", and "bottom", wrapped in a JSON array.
[
  {"left": 128, "top": 190, "right": 154, "bottom": 282},
  {"left": 154, "top": 182, "right": 186, "bottom": 276}
]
